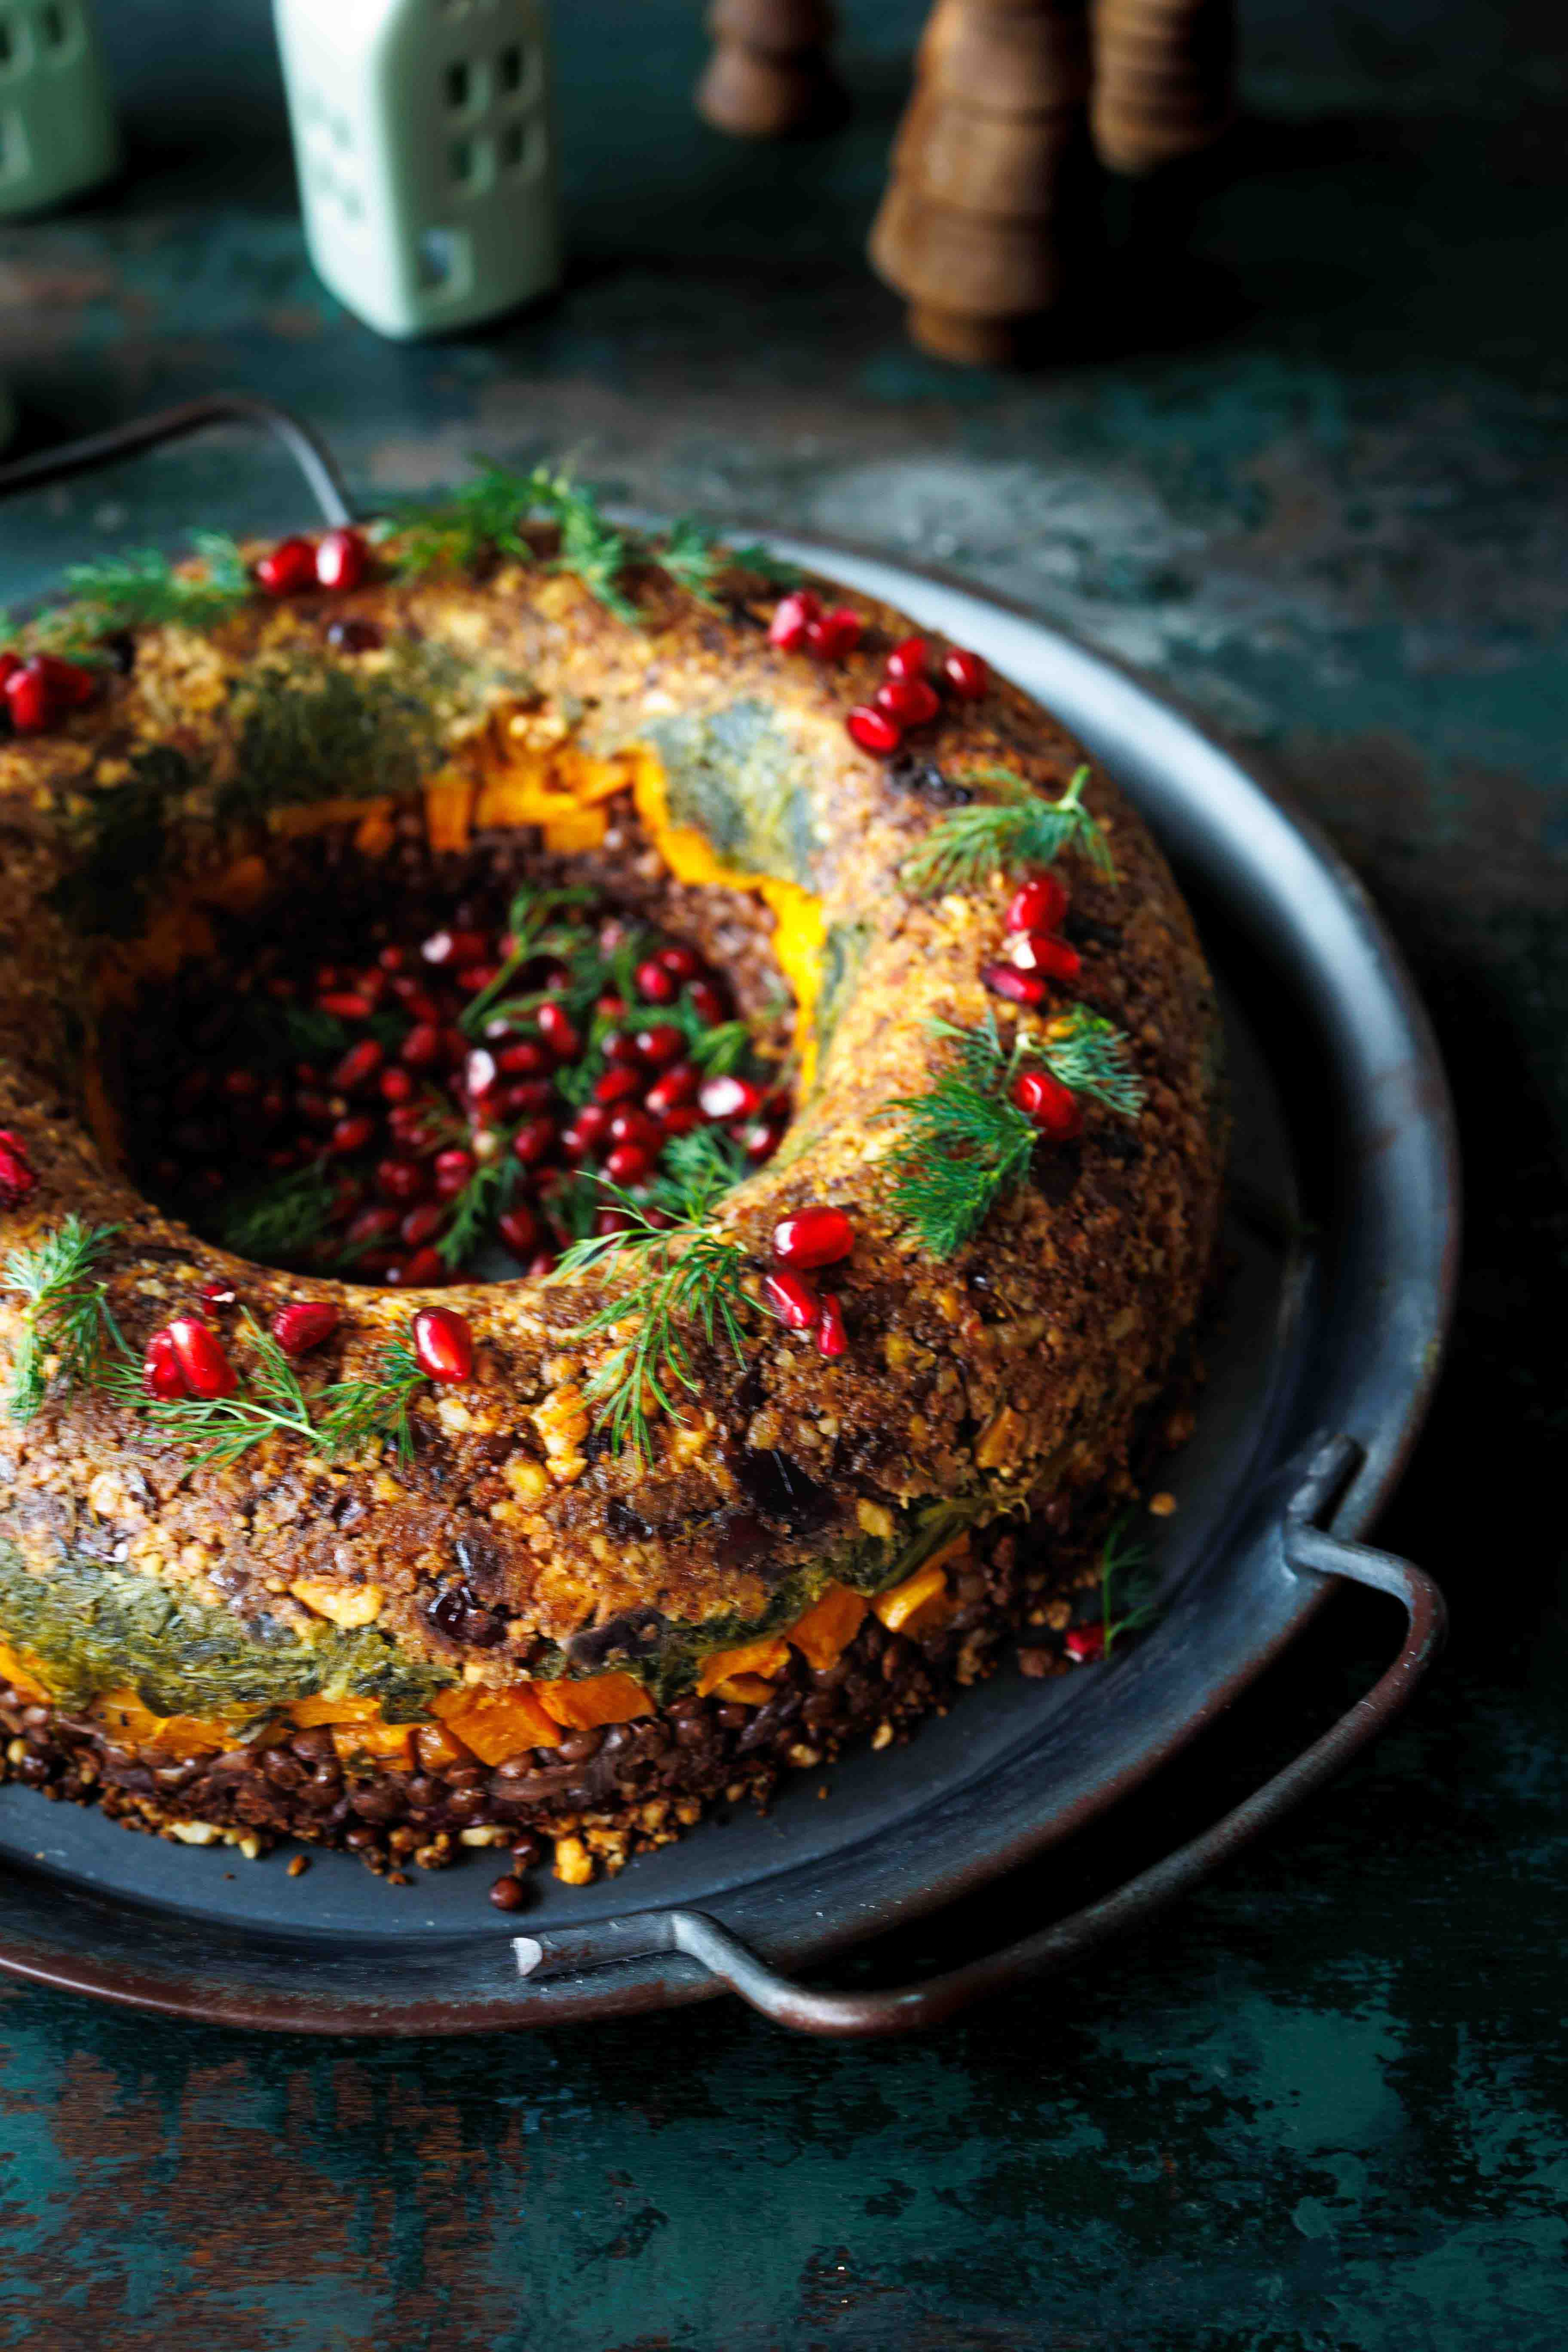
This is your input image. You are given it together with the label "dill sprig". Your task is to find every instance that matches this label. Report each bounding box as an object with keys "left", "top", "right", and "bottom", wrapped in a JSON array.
[
  {"left": 3, "top": 1216, "right": 125, "bottom": 1421},
  {"left": 384, "top": 459, "right": 800, "bottom": 626},
  {"left": 551, "top": 1187, "right": 764, "bottom": 1461},
  {"left": 313, "top": 1331, "right": 428, "bottom": 1464},
  {"left": 215, "top": 1162, "right": 338, "bottom": 1266},
  {"left": 458, "top": 882, "right": 597, "bottom": 1039},
  {"left": 879, "top": 1009, "right": 1143, "bottom": 1258},
  {"left": 899, "top": 765, "right": 1115, "bottom": 899},
  {"left": 31, "top": 532, "right": 251, "bottom": 656},
  {"left": 436, "top": 1147, "right": 523, "bottom": 1271},
  {"left": 1101, "top": 1513, "right": 1162, "bottom": 1655}
]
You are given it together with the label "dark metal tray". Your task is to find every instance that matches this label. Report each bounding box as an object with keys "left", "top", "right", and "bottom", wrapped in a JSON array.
[{"left": 0, "top": 401, "right": 1458, "bottom": 2037}]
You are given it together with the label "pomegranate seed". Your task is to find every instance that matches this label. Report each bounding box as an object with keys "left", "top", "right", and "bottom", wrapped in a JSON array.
[
  {"left": 605, "top": 1142, "right": 652, "bottom": 1185},
  {"left": 816, "top": 1293, "right": 848, "bottom": 1359},
  {"left": 271, "top": 1300, "right": 340, "bottom": 1356},
  {"left": 497, "top": 1040, "right": 550, "bottom": 1077},
  {"left": 768, "top": 590, "right": 821, "bottom": 651},
  {"left": 412, "top": 1306, "right": 473, "bottom": 1382},
  {"left": 376, "top": 1156, "right": 430, "bottom": 1204},
  {"left": 379, "top": 1067, "right": 414, "bottom": 1104},
  {"left": 536, "top": 1002, "right": 580, "bottom": 1060},
  {"left": 943, "top": 647, "right": 989, "bottom": 699},
  {"left": 346, "top": 1205, "right": 401, "bottom": 1249},
  {"left": 846, "top": 704, "right": 902, "bottom": 756},
  {"left": 497, "top": 1204, "right": 539, "bottom": 1257},
  {"left": 0, "top": 1130, "right": 35, "bottom": 1208},
  {"left": 560, "top": 1125, "right": 592, "bottom": 1162},
  {"left": 661, "top": 1105, "right": 704, "bottom": 1140},
  {"left": 330, "top": 1115, "right": 375, "bottom": 1155},
  {"left": 200, "top": 1277, "right": 237, "bottom": 1311},
  {"left": 594, "top": 992, "right": 626, "bottom": 1022},
  {"left": 1064, "top": 1623, "right": 1106, "bottom": 1664},
  {"left": 885, "top": 635, "right": 928, "bottom": 682},
  {"left": 1006, "top": 931, "right": 1081, "bottom": 982},
  {"left": 315, "top": 527, "right": 368, "bottom": 592},
  {"left": 401, "top": 1247, "right": 449, "bottom": 1286},
  {"left": 607, "top": 1106, "right": 660, "bottom": 1152},
  {"left": 805, "top": 606, "right": 863, "bottom": 660},
  {"left": 318, "top": 991, "right": 373, "bottom": 1021},
  {"left": 763, "top": 1268, "right": 819, "bottom": 1331},
  {"left": 166, "top": 1315, "right": 238, "bottom": 1399},
  {"left": 601, "top": 1029, "right": 641, "bottom": 1067},
  {"left": 4, "top": 662, "right": 53, "bottom": 733},
  {"left": 255, "top": 537, "right": 317, "bottom": 597},
  {"left": 316, "top": 964, "right": 342, "bottom": 991},
  {"left": 397, "top": 1203, "right": 443, "bottom": 1247},
  {"left": 644, "top": 1064, "right": 699, "bottom": 1117},
  {"left": 634, "top": 1023, "right": 685, "bottom": 1066},
  {"left": 465, "top": 1048, "right": 499, "bottom": 1098},
  {"left": 439, "top": 1027, "right": 469, "bottom": 1068},
  {"left": 570, "top": 1103, "right": 611, "bottom": 1146},
  {"left": 386, "top": 1104, "right": 431, "bottom": 1147},
  {"left": 741, "top": 1116, "right": 787, "bottom": 1163},
  {"left": 1012, "top": 1070, "right": 1083, "bottom": 1139},
  {"left": 875, "top": 676, "right": 940, "bottom": 728},
  {"left": 390, "top": 977, "right": 441, "bottom": 1018},
  {"left": 631, "top": 958, "right": 675, "bottom": 1004},
  {"left": 772, "top": 1204, "right": 854, "bottom": 1269},
  {"left": 594, "top": 1067, "right": 642, "bottom": 1107},
  {"left": 456, "top": 963, "right": 500, "bottom": 995},
  {"left": 220, "top": 1069, "right": 259, "bottom": 1099},
  {"left": 656, "top": 944, "right": 702, "bottom": 981},
  {"left": 699, "top": 1075, "right": 763, "bottom": 1121},
  {"left": 982, "top": 963, "right": 1047, "bottom": 1008},
  {"left": 1006, "top": 874, "right": 1069, "bottom": 935},
  {"left": 294, "top": 1090, "right": 336, "bottom": 1129},
  {"left": 686, "top": 979, "right": 728, "bottom": 1026},
  {"left": 434, "top": 1146, "right": 475, "bottom": 1187},
  {"left": 400, "top": 1023, "right": 443, "bottom": 1069},
  {"left": 377, "top": 945, "right": 407, "bottom": 972},
  {"left": 0, "top": 652, "right": 17, "bottom": 692},
  {"left": 333, "top": 1038, "right": 384, "bottom": 1092},
  {"left": 143, "top": 1329, "right": 188, "bottom": 1400},
  {"left": 511, "top": 1118, "right": 556, "bottom": 1167},
  {"left": 502, "top": 1079, "right": 554, "bottom": 1117}
]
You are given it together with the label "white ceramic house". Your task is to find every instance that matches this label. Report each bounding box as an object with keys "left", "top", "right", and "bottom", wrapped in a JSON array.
[
  {"left": 272, "top": 0, "right": 561, "bottom": 341},
  {"left": 0, "top": 0, "right": 119, "bottom": 219}
]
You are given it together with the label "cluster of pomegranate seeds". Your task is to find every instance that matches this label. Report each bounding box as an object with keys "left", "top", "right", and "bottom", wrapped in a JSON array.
[
  {"left": 255, "top": 527, "right": 370, "bottom": 598},
  {"left": 133, "top": 890, "right": 787, "bottom": 1289},
  {"left": 0, "top": 1130, "right": 36, "bottom": 1211},
  {"left": 767, "top": 591, "right": 863, "bottom": 661},
  {"left": 845, "top": 633, "right": 989, "bottom": 760},
  {"left": 0, "top": 650, "right": 100, "bottom": 736},
  {"left": 144, "top": 1313, "right": 239, "bottom": 1402},
  {"left": 766, "top": 1203, "right": 854, "bottom": 1359},
  {"left": 984, "top": 862, "right": 1082, "bottom": 1015}
]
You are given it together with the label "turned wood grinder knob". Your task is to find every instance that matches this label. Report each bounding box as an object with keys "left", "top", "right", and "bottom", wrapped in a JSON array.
[{"left": 696, "top": 0, "right": 843, "bottom": 138}]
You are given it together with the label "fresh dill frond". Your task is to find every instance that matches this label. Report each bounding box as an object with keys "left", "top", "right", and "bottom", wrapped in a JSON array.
[
  {"left": 552, "top": 1194, "right": 760, "bottom": 1461},
  {"left": 313, "top": 1332, "right": 428, "bottom": 1464},
  {"left": 436, "top": 1148, "right": 522, "bottom": 1270},
  {"left": 3, "top": 1216, "right": 126, "bottom": 1421},
  {"left": 649, "top": 1126, "right": 751, "bottom": 1223},
  {"left": 1032, "top": 1007, "right": 1145, "bottom": 1120},
  {"left": 33, "top": 532, "right": 252, "bottom": 655},
  {"left": 899, "top": 765, "right": 1115, "bottom": 898},
  {"left": 546, "top": 470, "right": 640, "bottom": 623},
  {"left": 879, "top": 1007, "right": 1143, "bottom": 1258},
  {"left": 101, "top": 1311, "right": 323, "bottom": 1472},
  {"left": 724, "top": 541, "right": 803, "bottom": 589},
  {"left": 457, "top": 882, "right": 596, "bottom": 1038},
  {"left": 658, "top": 518, "right": 729, "bottom": 610},
  {"left": 683, "top": 1017, "right": 753, "bottom": 1076},
  {"left": 215, "top": 1162, "right": 337, "bottom": 1265},
  {"left": 1101, "top": 1512, "right": 1162, "bottom": 1654}
]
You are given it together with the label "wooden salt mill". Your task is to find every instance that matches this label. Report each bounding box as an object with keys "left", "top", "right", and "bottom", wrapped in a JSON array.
[
  {"left": 1089, "top": 0, "right": 1234, "bottom": 176},
  {"left": 695, "top": 0, "right": 842, "bottom": 139},
  {"left": 868, "top": 0, "right": 1093, "bottom": 366}
]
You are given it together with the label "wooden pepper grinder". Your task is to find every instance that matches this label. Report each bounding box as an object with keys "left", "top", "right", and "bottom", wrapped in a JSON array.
[
  {"left": 696, "top": 0, "right": 843, "bottom": 139},
  {"left": 1089, "top": 0, "right": 1234, "bottom": 175},
  {"left": 868, "top": 0, "right": 1093, "bottom": 366}
]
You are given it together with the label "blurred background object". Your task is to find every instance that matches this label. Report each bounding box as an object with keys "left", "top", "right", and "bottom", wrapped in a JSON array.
[
  {"left": 696, "top": 0, "right": 842, "bottom": 138},
  {"left": 271, "top": 0, "right": 560, "bottom": 340},
  {"left": 869, "top": 0, "right": 1093, "bottom": 364},
  {"left": 0, "top": 0, "right": 119, "bottom": 220},
  {"left": 1089, "top": 0, "right": 1234, "bottom": 175}
]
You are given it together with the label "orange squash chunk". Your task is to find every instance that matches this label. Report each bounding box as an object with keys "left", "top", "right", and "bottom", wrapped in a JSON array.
[
  {"left": 873, "top": 1561, "right": 954, "bottom": 1638},
  {"left": 290, "top": 1694, "right": 382, "bottom": 1729},
  {"left": 92, "top": 1690, "right": 233, "bottom": 1759},
  {"left": 0, "top": 1638, "right": 49, "bottom": 1705},
  {"left": 330, "top": 1720, "right": 415, "bottom": 1767},
  {"left": 432, "top": 1685, "right": 563, "bottom": 1764},
  {"left": 787, "top": 1584, "right": 868, "bottom": 1671},
  {"left": 695, "top": 1635, "right": 791, "bottom": 1700},
  {"left": 536, "top": 1671, "right": 655, "bottom": 1730}
]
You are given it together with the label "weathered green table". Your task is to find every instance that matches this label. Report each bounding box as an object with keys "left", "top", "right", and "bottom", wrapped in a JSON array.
[{"left": 1, "top": 3, "right": 1565, "bottom": 2344}]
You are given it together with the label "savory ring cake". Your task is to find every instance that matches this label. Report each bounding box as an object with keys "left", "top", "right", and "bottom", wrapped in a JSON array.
[{"left": 0, "top": 472, "right": 1225, "bottom": 1896}]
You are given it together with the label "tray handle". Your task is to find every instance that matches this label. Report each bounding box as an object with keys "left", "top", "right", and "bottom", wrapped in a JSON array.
[
  {"left": 0, "top": 394, "right": 353, "bottom": 527},
  {"left": 514, "top": 1435, "right": 1446, "bottom": 2037}
]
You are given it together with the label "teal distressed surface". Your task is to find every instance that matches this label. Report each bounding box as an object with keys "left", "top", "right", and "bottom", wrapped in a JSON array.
[{"left": 1, "top": 1, "right": 1566, "bottom": 2344}]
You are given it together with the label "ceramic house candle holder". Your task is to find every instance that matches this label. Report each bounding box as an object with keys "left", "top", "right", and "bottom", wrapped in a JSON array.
[
  {"left": 0, "top": 0, "right": 119, "bottom": 219},
  {"left": 272, "top": 0, "right": 561, "bottom": 341}
]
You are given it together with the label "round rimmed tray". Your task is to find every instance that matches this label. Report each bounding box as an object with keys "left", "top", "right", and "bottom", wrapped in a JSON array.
[{"left": 0, "top": 403, "right": 1458, "bottom": 2037}]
